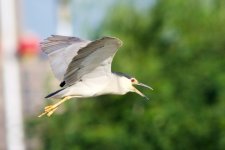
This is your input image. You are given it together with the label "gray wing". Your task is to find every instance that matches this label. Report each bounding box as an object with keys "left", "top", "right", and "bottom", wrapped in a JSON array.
[
  {"left": 41, "top": 35, "right": 91, "bottom": 81},
  {"left": 64, "top": 37, "right": 123, "bottom": 86}
]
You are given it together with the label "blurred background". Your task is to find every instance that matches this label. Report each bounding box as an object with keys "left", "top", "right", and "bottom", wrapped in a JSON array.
[{"left": 0, "top": 0, "right": 225, "bottom": 150}]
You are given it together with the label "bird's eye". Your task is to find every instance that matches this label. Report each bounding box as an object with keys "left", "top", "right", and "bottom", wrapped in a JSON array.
[{"left": 131, "top": 79, "right": 135, "bottom": 82}]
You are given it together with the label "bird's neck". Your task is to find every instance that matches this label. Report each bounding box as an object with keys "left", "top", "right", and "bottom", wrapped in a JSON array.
[{"left": 105, "top": 74, "right": 130, "bottom": 95}]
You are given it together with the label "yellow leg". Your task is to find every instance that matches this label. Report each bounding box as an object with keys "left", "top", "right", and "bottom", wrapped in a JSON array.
[{"left": 38, "top": 96, "right": 72, "bottom": 118}]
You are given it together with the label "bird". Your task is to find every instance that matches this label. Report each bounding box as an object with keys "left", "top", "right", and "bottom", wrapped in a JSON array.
[{"left": 38, "top": 35, "right": 153, "bottom": 117}]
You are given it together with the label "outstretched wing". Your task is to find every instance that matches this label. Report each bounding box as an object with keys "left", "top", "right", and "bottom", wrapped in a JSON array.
[
  {"left": 41, "top": 35, "right": 122, "bottom": 87},
  {"left": 41, "top": 35, "right": 91, "bottom": 81},
  {"left": 64, "top": 37, "right": 122, "bottom": 86}
]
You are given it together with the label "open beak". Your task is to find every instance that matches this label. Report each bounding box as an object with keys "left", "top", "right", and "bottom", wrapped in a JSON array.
[
  {"left": 133, "top": 87, "right": 149, "bottom": 100},
  {"left": 136, "top": 83, "right": 153, "bottom": 90},
  {"left": 132, "top": 82, "right": 153, "bottom": 100}
]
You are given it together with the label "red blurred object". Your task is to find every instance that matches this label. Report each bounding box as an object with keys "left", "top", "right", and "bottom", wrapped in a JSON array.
[{"left": 18, "top": 35, "right": 40, "bottom": 56}]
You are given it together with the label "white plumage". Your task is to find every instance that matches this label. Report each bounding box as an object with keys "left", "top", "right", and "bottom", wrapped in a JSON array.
[{"left": 39, "top": 35, "right": 152, "bottom": 117}]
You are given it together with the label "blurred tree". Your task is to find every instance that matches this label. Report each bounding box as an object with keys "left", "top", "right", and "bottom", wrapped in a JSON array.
[{"left": 27, "top": 0, "right": 225, "bottom": 150}]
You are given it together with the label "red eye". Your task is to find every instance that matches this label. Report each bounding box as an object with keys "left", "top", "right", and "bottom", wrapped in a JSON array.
[{"left": 131, "top": 79, "right": 135, "bottom": 82}]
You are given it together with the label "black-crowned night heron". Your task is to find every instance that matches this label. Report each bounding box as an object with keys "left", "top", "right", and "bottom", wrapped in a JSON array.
[{"left": 38, "top": 35, "right": 153, "bottom": 117}]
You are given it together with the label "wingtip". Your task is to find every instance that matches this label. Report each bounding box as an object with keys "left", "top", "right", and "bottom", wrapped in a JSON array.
[
  {"left": 101, "top": 36, "right": 123, "bottom": 47},
  {"left": 115, "top": 38, "right": 123, "bottom": 46}
]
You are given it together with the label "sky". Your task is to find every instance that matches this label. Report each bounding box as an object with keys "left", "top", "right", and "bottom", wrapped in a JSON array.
[
  {"left": 23, "top": 0, "right": 57, "bottom": 39},
  {"left": 22, "top": 0, "right": 153, "bottom": 39}
]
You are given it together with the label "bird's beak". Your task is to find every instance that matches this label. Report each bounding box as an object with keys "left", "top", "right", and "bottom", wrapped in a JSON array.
[
  {"left": 136, "top": 82, "right": 153, "bottom": 90},
  {"left": 132, "top": 82, "right": 153, "bottom": 100},
  {"left": 133, "top": 86, "right": 149, "bottom": 100}
]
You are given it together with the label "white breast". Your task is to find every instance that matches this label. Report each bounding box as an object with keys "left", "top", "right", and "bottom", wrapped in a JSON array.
[{"left": 65, "top": 76, "right": 110, "bottom": 97}]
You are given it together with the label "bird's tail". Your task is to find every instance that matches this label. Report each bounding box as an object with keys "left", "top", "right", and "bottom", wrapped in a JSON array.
[{"left": 45, "top": 88, "right": 65, "bottom": 98}]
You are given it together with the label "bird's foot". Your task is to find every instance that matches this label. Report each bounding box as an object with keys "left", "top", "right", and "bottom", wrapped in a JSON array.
[
  {"left": 38, "top": 96, "right": 72, "bottom": 118},
  {"left": 38, "top": 105, "right": 58, "bottom": 117}
]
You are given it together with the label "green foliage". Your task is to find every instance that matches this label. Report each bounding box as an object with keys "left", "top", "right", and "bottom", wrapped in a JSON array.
[{"left": 27, "top": 0, "right": 225, "bottom": 149}]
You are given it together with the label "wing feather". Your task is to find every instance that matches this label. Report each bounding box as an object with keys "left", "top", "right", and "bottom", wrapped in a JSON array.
[
  {"left": 41, "top": 35, "right": 90, "bottom": 80},
  {"left": 41, "top": 35, "right": 85, "bottom": 54},
  {"left": 41, "top": 35, "right": 122, "bottom": 87},
  {"left": 64, "top": 37, "right": 122, "bottom": 86}
]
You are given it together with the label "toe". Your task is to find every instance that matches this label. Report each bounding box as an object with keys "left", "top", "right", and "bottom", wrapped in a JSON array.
[
  {"left": 45, "top": 105, "right": 54, "bottom": 110},
  {"left": 47, "top": 107, "right": 58, "bottom": 117}
]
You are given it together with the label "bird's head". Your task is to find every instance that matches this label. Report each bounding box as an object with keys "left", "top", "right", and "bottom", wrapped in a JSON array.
[
  {"left": 114, "top": 72, "right": 153, "bottom": 100},
  {"left": 129, "top": 77, "right": 153, "bottom": 100}
]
